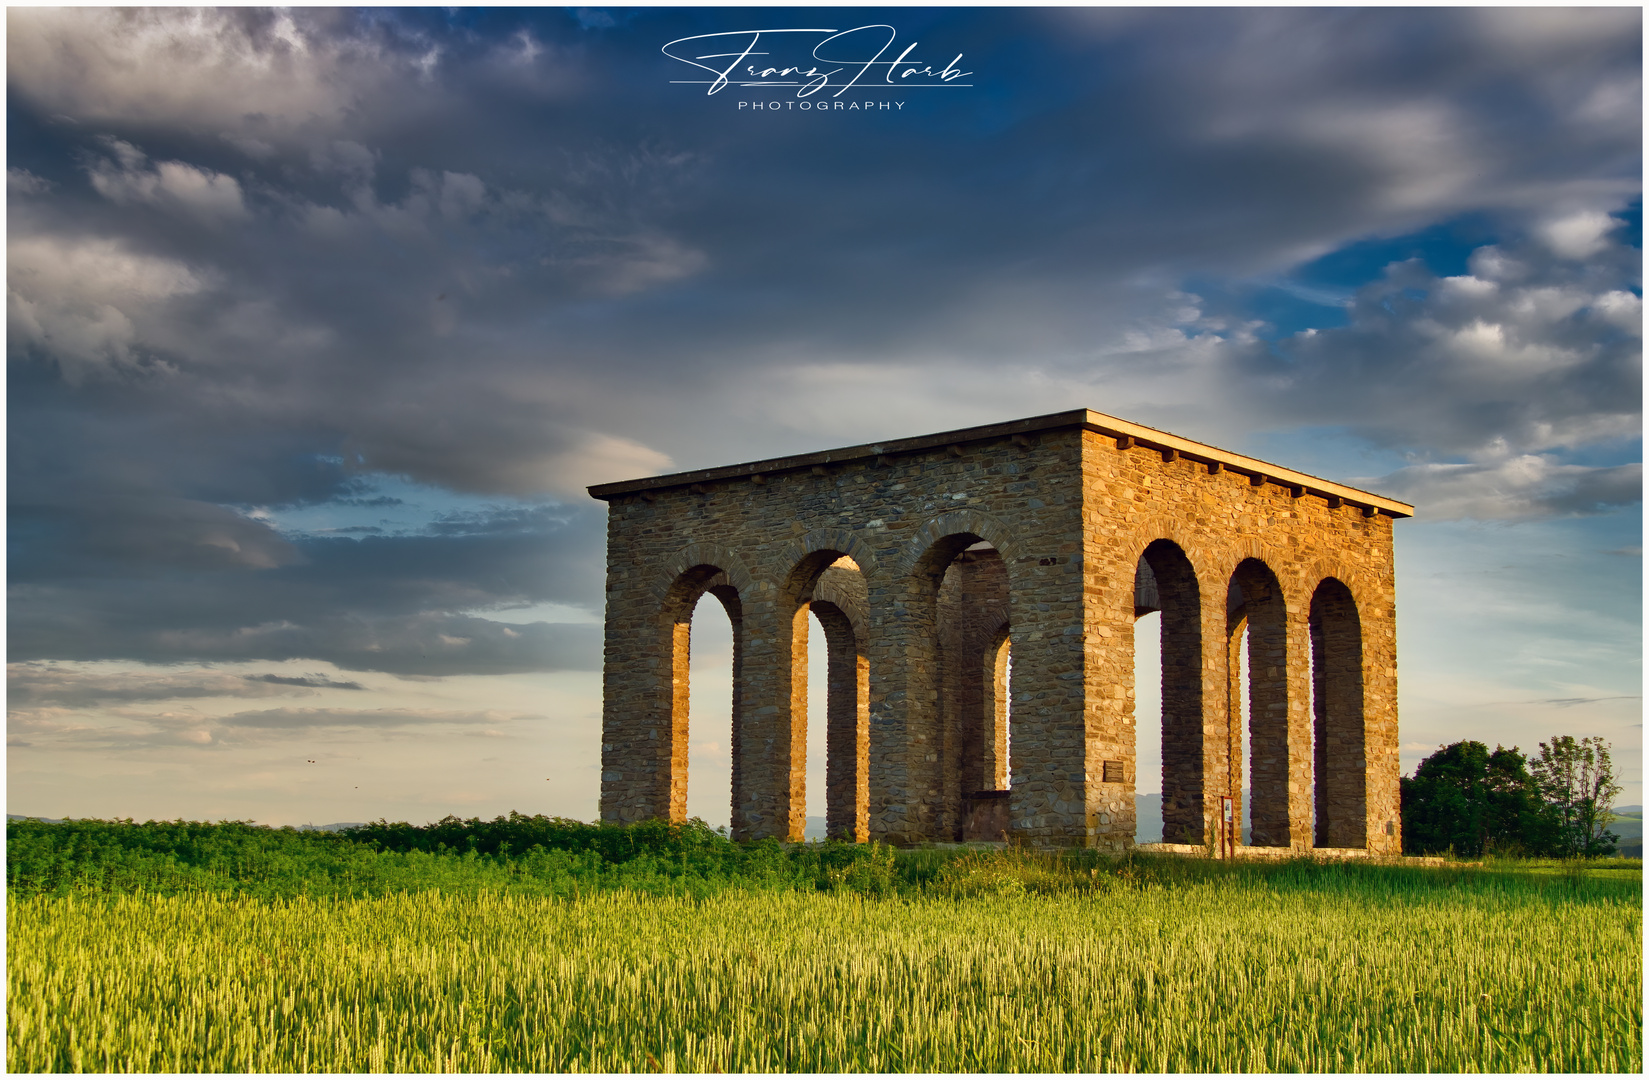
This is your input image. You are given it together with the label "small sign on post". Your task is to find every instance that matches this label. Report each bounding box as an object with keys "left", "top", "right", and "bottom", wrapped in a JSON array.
[{"left": 1221, "top": 796, "right": 1235, "bottom": 860}]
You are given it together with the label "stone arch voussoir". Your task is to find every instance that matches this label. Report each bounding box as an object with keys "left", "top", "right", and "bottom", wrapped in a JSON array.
[
  {"left": 648, "top": 542, "right": 757, "bottom": 608},
  {"left": 892, "top": 508, "right": 1022, "bottom": 580},
  {"left": 1300, "top": 559, "right": 1379, "bottom": 624},
  {"left": 1119, "top": 516, "right": 1223, "bottom": 602},
  {"left": 781, "top": 528, "right": 881, "bottom": 585},
  {"left": 1218, "top": 539, "right": 1301, "bottom": 615},
  {"left": 811, "top": 568, "right": 870, "bottom": 644}
]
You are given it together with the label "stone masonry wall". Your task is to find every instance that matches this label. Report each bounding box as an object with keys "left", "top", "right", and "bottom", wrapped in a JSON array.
[
  {"left": 593, "top": 411, "right": 1405, "bottom": 852},
  {"left": 1077, "top": 428, "right": 1401, "bottom": 853}
]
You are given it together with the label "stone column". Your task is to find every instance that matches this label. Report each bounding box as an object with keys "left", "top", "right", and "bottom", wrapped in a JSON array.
[
  {"left": 1073, "top": 544, "right": 1137, "bottom": 852},
  {"left": 1186, "top": 562, "right": 1230, "bottom": 851},
  {"left": 1361, "top": 524, "right": 1402, "bottom": 854},
  {"left": 731, "top": 595, "right": 805, "bottom": 841},
  {"left": 598, "top": 560, "right": 675, "bottom": 824},
  {"left": 1284, "top": 587, "right": 1316, "bottom": 850},
  {"left": 864, "top": 589, "right": 940, "bottom": 845}
]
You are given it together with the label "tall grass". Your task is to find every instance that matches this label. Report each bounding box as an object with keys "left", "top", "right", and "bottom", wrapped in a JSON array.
[{"left": 9, "top": 864, "right": 1640, "bottom": 1072}]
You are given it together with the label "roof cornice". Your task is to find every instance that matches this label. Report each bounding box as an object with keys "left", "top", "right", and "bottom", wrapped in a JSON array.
[{"left": 587, "top": 408, "right": 1415, "bottom": 518}]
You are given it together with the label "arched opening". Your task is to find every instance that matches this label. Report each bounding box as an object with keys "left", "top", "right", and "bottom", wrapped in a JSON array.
[
  {"left": 805, "top": 608, "right": 827, "bottom": 839},
  {"left": 1133, "top": 609, "right": 1162, "bottom": 842},
  {"left": 685, "top": 591, "right": 736, "bottom": 831},
  {"left": 990, "top": 625, "right": 1011, "bottom": 790},
  {"left": 1227, "top": 559, "right": 1295, "bottom": 847},
  {"left": 1311, "top": 578, "right": 1366, "bottom": 848},
  {"left": 662, "top": 566, "right": 743, "bottom": 831},
  {"left": 1238, "top": 621, "right": 1251, "bottom": 844},
  {"left": 1135, "top": 541, "right": 1202, "bottom": 845},
  {"left": 785, "top": 553, "right": 869, "bottom": 842},
  {"left": 1225, "top": 616, "right": 1259, "bottom": 845}
]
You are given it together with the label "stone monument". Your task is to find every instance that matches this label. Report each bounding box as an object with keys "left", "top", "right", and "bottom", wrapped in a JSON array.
[{"left": 587, "top": 410, "right": 1411, "bottom": 852}]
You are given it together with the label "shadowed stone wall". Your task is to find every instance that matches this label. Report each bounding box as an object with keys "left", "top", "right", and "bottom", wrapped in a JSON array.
[
  {"left": 590, "top": 410, "right": 1410, "bottom": 852},
  {"left": 938, "top": 548, "right": 1011, "bottom": 838}
]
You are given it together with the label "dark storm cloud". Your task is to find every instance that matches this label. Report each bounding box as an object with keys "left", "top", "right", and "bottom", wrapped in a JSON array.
[
  {"left": 8, "top": 700, "right": 537, "bottom": 754},
  {"left": 6, "top": 664, "right": 357, "bottom": 707},
  {"left": 8, "top": 504, "right": 607, "bottom": 676},
  {"left": 217, "top": 706, "right": 533, "bottom": 730},
  {"left": 7, "top": 8, "right": 1639, "bottom": 672},
  {"left": 250, "top": 674, "right": 366, "bottom": 691}
]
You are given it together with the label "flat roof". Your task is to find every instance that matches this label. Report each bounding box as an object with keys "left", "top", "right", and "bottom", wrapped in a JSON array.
[{"left": 587, "top": 409, "right": 1415, "bottom": 518}]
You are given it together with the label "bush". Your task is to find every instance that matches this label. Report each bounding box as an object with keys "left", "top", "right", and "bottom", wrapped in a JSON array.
[{"left": 1400, "top": 741, "right": 1556, "bottom": 857}]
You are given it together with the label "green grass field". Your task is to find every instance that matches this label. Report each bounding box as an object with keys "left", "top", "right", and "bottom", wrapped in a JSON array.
[{"left": 6, "top": 819, "right": 1641, "bottom": 1073}]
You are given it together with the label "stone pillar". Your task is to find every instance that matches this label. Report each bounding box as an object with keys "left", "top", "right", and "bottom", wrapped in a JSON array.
[
  {"left": 1361, "top": 524, "right": 1403, "bottom": 854},
  {"left": 598, "top": 565, "right": 674, "bottom": 824},
  {"left": 812, "top": 600, "right": 868, "bottom": 841},
  {"left": 731, "top": 596, "right": 805, "bottom": 841},
  {"left": 1189, "top": 564, "right": 1230, "bottom": 851},
  {"left": 1284, "top": 586, "right": 1316, "bottom": 850},
  {"left": 864, "top": 587, "right": 941, "bottom": 845},
  {"left": 1074, "top": 542, "right": 1136, "bottom": 852},
  {"left": 667, "top": 608, "right": 692, "bottom": 821}
]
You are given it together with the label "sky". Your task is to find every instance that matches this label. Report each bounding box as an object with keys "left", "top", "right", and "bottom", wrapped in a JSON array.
[{"left": 7, "top": 6, "right": 1642, "bottom": 828}]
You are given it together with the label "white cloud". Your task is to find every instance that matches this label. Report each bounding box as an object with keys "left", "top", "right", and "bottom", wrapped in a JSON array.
[
  {"left": 7, "top": 167, "right": 52, "bottom": 195},
  {"left": 8, "top": 232, "right": 209, "bottom": 381},
  {"left": 1242, "top": 225, "right": 1640, "bottom": 463},
  {"left": 6, "top": 8, "right": 410, "bottom": 142},
  {"left": 549, "top": 432, "right": 676, "bottom": 490},
  {"left": 1360, "top": 457, "right": 1641, "bottom": 521},
  {"left": 1535, "top": 210, "right": 1621, "bottom": 260},
  {"left": 87, "top": 140, "right": 248, "bottom": 222}
]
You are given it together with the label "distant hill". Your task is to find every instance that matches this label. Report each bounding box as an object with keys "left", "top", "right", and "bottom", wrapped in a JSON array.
[
  {"left": 1609, "top": 806, "right": 1641, "bottom": 858},
  {"left": 1135, "top": 794, "right": 1163, "bottom": 843},
  {"left": 8, "top": 814, "right": 367, "bottom": 832}
]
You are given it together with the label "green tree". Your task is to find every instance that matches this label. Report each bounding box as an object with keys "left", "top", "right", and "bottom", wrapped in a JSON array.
[
  {"left": 1530, "top": 736, "right": 1622, "bottom": 857},
  {"left": 1400, "top": 741, "right": 1554, "bottom": 857}
]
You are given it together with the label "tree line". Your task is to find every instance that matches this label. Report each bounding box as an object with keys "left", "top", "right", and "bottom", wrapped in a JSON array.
[{"left": 1401, "top": 735, "right": 1624, "bottom": 858}]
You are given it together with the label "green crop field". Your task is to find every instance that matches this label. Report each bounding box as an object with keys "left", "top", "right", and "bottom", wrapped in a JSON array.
[{"left": 6, "top": 819, "right": 1641, "bottom": 1073}]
